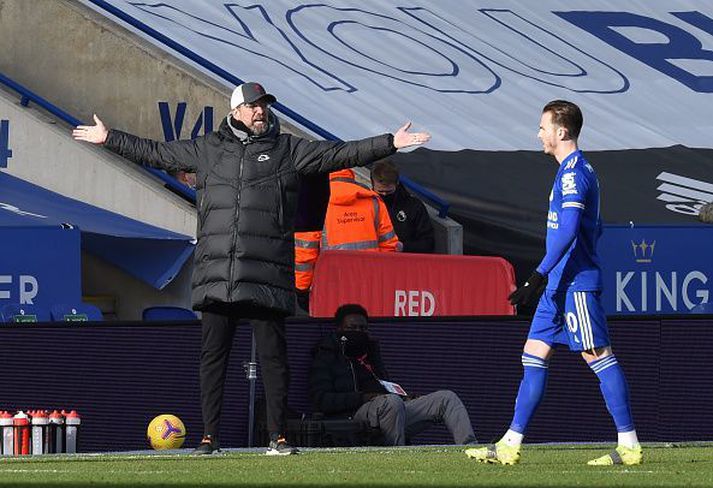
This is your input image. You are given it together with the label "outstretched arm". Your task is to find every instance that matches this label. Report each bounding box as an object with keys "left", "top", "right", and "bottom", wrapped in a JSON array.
[
  {"left": 73, "top": 114, "right": 203, "bottom": 173},
  {"left": 72, "top": 114, "right": 108, "bottom": 144},
  {"left": 392, "top": 121, "right": 430, "bottom": 149},
  {"left": 292, "top": 121, "right": 431, "bottom": 175}
]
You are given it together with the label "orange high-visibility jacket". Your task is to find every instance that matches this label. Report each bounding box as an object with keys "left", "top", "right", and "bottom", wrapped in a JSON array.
[
  {"left": 321, "top": 169, "right": 400, "bottom": 253},
  {"left": 294, "top": 230, "right": 321, "bottom": 292}
]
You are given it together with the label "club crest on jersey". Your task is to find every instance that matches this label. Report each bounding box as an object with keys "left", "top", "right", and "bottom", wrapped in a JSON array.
[
  {"left": 396, "top": 210, "right": 407, "bottom": 222},
  {"left": 561, "top": 172, "right": 578, "bottom": 196},
  {"left": 257, "top": 154, "right": 270, "bottom": 162}
]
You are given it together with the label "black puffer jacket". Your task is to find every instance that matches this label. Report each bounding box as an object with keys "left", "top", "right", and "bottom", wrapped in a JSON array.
[
  {"left": 105, "top": 113, "right": 395, "bottom": 314},
  {"left": 385, "top": 183, "right": 435, "bottom": 253},
  {"left": 309, "top": 332, "right": 389, "bottom": 416}
]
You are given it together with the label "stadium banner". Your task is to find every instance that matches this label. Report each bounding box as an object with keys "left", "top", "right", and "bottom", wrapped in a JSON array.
[
  {"left": 0, "top": 226, "right": 81, "bottom": 312},
  {"left": 599, "top": 225, "right": 713, "bottom": 315},
  {"left": 84, "top": 0, "right": 713, "bottom": 153},
  {"left": 310, "top": 250, "right": 516, "bottom": 317}
]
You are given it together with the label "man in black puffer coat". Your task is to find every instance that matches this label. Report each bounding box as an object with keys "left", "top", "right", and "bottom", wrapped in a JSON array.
[
  {"left": 309, "top": 304, "right": 477, "bottom": 446},
  {"left": 73, "top": 82, "right": 431, "bottom": 455}
]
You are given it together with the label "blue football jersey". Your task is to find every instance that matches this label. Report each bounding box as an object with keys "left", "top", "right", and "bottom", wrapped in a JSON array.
[{"left": 545, "top": 150, "right": 603, "bottom": 291}]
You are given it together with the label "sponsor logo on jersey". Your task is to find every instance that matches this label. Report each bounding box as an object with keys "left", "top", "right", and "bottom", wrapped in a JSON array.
[
  {"left": 547, "top": 210, "right": 559, "bottom": 229},
  {"left": 257, "top": 154, "right": 270, "bottom": 162},
  {"left": 561, "top": 172, "right": 578, "bottom": 196}
]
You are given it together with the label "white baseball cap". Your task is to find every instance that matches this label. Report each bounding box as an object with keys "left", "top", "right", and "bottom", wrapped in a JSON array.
[{"left": 230, "top": 82, "right": 277, "bottom": 109}]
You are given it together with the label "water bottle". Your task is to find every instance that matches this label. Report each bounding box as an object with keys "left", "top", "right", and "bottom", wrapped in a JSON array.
[
  {"left": 31, "top": 410, "right": 48, "bottom": 455},
  {"left": 0, "top": 411, "right": 13, "bottom": 455},
  {"left": 63, "top": 410, "right": 80, "bottom": 454},
  {"left": 13, "top": 411, "right": 30, "bottom": 456},
  {"left": 48, "top": 410, "right": 65, "bottom": 454}
]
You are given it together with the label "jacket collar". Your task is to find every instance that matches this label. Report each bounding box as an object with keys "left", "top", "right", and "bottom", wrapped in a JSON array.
[{"left": 221, "top": 110, "right": 280, "bottom": 144}]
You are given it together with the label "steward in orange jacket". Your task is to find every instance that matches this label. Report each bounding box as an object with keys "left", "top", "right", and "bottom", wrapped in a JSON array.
[
  {"left": 294, "top": 230, "right": 321, "bottom": 293},
  {"left": 322, "top": 169, "right": 400, "bottom": 252},
  {"left": 294, "top": 170, "right": 399, "bottom": 297}
]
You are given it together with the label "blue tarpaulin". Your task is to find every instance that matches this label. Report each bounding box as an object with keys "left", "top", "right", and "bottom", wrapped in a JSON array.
[
  {"left": 0, "top": 226, "right": 81, "bottom": 311},
  {"left": 0, "top": 172, "right": 195, "bottom": 289}
]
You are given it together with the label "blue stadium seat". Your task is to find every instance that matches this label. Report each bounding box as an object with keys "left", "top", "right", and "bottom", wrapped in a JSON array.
[
  {"left": 142, "top": 305, "right": 198, "bottom": 321},
  {"left": 50, "top": 303, "right": 103, "bottom": 322},
  {"left": 0, "top": 303, "right": 51, "bottom": 323}
]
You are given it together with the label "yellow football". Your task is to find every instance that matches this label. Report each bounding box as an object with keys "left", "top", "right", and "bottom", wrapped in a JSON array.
[{"left": 146, "top": 414, "right": 186, "bottom": 450}]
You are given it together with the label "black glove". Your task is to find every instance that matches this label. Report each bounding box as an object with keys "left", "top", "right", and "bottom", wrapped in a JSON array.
[{"left": 509, "top": 271, "right": 546, "bottom": 307}]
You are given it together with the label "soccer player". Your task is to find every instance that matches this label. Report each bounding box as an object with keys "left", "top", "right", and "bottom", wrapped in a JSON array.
[{"left": 466, "top": 100, "right": 642, "bottom": 466}]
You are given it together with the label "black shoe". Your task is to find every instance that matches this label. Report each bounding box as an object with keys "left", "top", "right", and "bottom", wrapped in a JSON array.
[
  {"left": 192, "top": 435, "right": 220, "bottom": 455},
  {"left": 266, "top": 436, "right": 299, "bottom": 456}
]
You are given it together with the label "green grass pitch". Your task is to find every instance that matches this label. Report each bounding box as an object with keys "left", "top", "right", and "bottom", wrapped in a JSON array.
[{"left": 0, "top": 444, "right": 710, "bottom": 487}]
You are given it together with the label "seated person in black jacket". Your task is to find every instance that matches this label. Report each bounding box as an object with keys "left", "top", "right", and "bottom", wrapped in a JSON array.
[{"left": 309, "top": 304, "right": 477, "bottom": 446}]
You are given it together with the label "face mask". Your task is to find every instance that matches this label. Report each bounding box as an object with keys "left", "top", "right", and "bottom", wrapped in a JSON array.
[{"left": 339, "top": 330, "right": 370, "bottom": 357}]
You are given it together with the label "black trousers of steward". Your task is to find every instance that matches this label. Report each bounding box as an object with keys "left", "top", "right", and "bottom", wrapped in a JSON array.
[{"left": 200, "top": 310, "right": 289, "bottom": 443}]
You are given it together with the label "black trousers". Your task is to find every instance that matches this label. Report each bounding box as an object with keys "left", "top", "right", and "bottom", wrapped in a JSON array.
[{"left": 200, "top": 310, "right": 289, "bottom": 442}]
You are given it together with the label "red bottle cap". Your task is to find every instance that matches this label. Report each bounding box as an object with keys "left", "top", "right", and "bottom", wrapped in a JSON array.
[
  {"left": 0, "top": 411, "right": 12, "bottom": 426},
  {"left": 64, "top": 410, "right": 81, "bottom": 425},
  {"left": 31, "top": 410, "right": 49, "bottom": 425},
  {"left": 49, "top": 410, "right": 64, "bottom": 421}
]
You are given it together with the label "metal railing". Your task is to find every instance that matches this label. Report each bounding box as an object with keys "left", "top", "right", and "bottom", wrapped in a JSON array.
[
  {"left": 86, "top": 0, "right": 449, "bottom": 217},
  {"left": 0, "top": 71, "right": 197, "bottom": 203}
]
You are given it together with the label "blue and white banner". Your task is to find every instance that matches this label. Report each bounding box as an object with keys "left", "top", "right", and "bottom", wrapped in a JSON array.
[
  {"left": 84, "top": 0, "right": 713, "bottom": 151},
  {"left": 599, "top": 225, "right": 712, "bottom": 315},
  {"left": 0, "top": 226, "right": 81, "bottom": 312}
]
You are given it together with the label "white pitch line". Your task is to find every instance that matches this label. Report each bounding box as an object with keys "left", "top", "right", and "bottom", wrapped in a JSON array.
[
  {"left": 0, "top": 469, "right": 73, "bottom": 473},
  {"left": 559, "top": 470, "right": 655, "bottom": 474},
  {"left": 0, "top": 468, "right": 191, "bottom": 475}
]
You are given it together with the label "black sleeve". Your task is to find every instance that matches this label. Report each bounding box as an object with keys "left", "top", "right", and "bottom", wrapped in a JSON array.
[
  {"left": 290, "top": 134, "right": 395, "bottom": 175},
  {"left": 309, "top": 349, "right": 363, "bottom": 415},
  {"left": 104, "top": 129, "right": 205, "bottom": 173},
  {"left": 403, "top": 199, "right": 435, "bottom": 253}
]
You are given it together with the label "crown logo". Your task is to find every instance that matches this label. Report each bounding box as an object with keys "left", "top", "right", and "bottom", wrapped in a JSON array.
[{"left": 631, "top": 239, "right": 656, "bottom": 263}]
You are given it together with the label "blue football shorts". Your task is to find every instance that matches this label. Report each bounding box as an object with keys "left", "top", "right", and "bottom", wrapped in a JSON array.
[{"left": 528, "top": 289, "right": 610, "bottom": 351}]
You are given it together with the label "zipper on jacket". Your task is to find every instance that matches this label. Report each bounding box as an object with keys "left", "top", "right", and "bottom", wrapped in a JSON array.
[
  {"left": 348, "top": 360, "right": 358, "bottom": 392},
  {"left": 341, "top": 336, "right": 359, "bottom": 392},
  {"left": 277, "top": 178, "right": 284, "bottom": 230},
  {"left": 197, "top": 173, "right": 208, "bottom": 233},
  {"left": 228, "top": 151, "right": 246, "bottom": 297}
]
